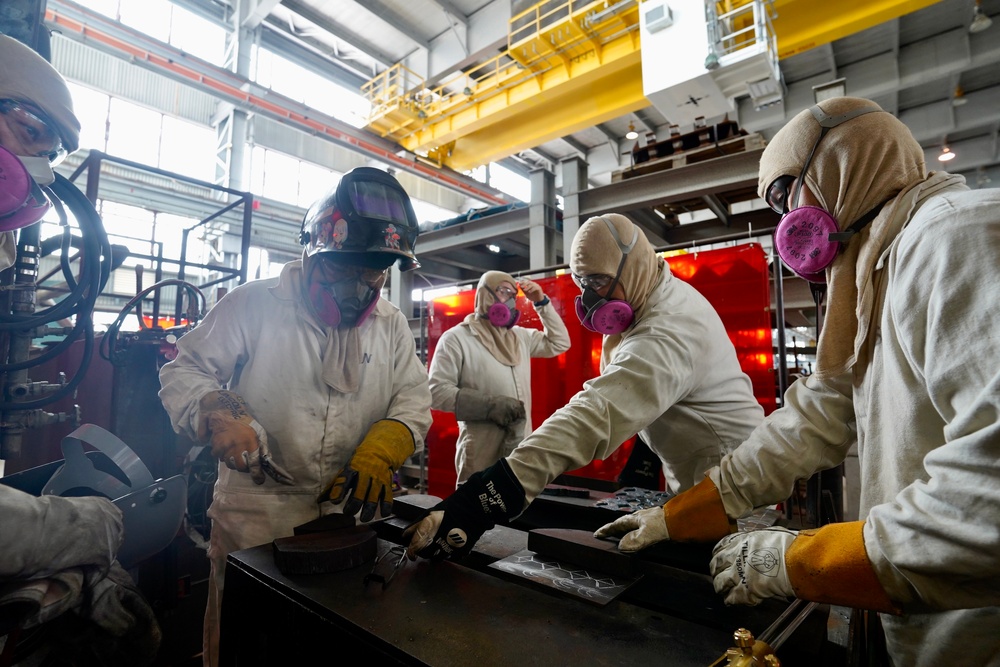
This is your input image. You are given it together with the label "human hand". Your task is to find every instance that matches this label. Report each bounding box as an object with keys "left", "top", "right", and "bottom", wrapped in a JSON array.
[
  {"left": 197, "top": 390, "right": 296, "bottom": 485},
  {"left": 487, "top": 395, "right": 526, "bottom": 427},
  {"left": 321, "top": 420, "right": 415, "bottom": 522},
  {"left": 593, "top": 506, "right": 670, "bottom": 552},
  {"left": 710, "top": 527, "right": 797, "bottom": 605},
  {"left": 518, "top": 279, "right": 544, "bottom": 303},
  {"left": 405, "top": 460, "right": 525, "bottom": 561}
]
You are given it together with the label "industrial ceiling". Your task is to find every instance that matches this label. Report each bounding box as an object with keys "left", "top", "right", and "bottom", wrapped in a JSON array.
[{"left": 242, "top": 0, "right": 1000, "bottom": 189}]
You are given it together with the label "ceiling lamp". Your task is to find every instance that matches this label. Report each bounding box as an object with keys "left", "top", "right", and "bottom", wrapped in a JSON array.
[
  {"left": 970, "top": 0, "right": 993, "bottom": 33},
  {"left": 938, "top": 145, "right": 956, "bottom": 162},
  {"left": 952, "top": 85, "right": 968, "bottom": 106},
  {"left": 625, "top": 122, "right": 639, "bottom": 141}
]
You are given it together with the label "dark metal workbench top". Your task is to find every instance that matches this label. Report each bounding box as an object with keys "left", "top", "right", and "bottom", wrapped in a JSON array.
[{"left": 219, "top": 526, "right": 736, "bottom": 666}]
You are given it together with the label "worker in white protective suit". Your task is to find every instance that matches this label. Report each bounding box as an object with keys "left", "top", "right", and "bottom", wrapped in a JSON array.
[
  {"left": 405, "top": 213, "right": 765, "bottom": 560},
  {"left": 0, "top": 35, "right": 81, "bottom": 269},
  {"left": 593, "top": 97, "right": 1000, "bottom": 667},
  {"left": 158, "top": 167, "right": 432, "bottom": 667},
  {"left": 0, "top": 36, "right": 160, "bottom": 666},
  {"left": 429, "top": 270, "right": 571, "bottom": 484}
]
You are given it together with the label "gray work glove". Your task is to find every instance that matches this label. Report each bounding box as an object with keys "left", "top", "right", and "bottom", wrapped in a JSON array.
[
  {"left": 0, "top": 486, "right": 123, "bottom": 580},
  {"left": 593, "top": 505, "right": 670, "bottom": 552},
  {"left": 455, "top": 388, "right": 526, "bottom": 427}
]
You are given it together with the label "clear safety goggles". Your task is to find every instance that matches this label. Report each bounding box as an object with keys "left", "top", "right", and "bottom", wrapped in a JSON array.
[
  {"left": 765, "top": 175, "right": 796, "bottom": 216},
  {"left": 314, "top": 256, "right": 388, "bottom": 285},
  {"left": 571, "top": 273, "right": 613, "bottom": 292},
  {"left": 0, "top": 99, "right": 66, "bottom": 163},
  {"left": 494, "top": 284, "right": 517, "bottom": 300}
]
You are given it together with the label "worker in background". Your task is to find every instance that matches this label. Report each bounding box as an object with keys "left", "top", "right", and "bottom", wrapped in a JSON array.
[
  {"left": 595, "top": 97, "right": 1000, "bottom": 667},
  {"left": 429, "top": 270, "right": 570, "bottom": 485},
  {"left": 159, "top": 167, "right": 432, "bottom": 667},
  {"left": 0, "top": 35, "right": 160, "bottom": 665},
  {"left": 405, "top": 212, "right": 765, "bottom": 560}
]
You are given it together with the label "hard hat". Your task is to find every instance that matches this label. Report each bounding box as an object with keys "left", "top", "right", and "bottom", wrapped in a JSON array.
[{"left": 299, "top": 167, "right": 420, "bottom": 271}]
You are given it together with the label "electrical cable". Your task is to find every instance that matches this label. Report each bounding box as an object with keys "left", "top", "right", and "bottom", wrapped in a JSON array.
[{"left": 99, "top": 279, "right": 207, "bottom": 367}]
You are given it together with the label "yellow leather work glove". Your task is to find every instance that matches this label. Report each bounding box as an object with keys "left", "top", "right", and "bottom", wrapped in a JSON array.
[
  {"left": 320, "top": 419, "right": 415, "bottom": 522},
  {"left": 197, "top": 390, "right": 296, "bottom": 486}
]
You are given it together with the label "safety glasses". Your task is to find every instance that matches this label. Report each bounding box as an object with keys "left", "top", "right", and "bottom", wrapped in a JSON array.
[
  {"left": 0, "top": 99, "right": 65, "bottom": 163},
  {"left": 571, "top": 273, "right": 612, "bottom": 292},
  {"left": 314, "top": 257, "right": 388, "bottom": 285},
  {"left": 494, "top": 284, "right": 517, "bottom": 300},
  {"left": 765, "top": 175, "right": 796, "bottom": 216}
]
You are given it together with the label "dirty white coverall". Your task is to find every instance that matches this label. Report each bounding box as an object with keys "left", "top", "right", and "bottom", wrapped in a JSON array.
[
  {"left": 158, "top": 261, "right": 431, "bottom": 666},
  {"left": 506, "top": 266, "right": 765, "bottom": 501},
  {"left": 429, "top": 301, "right": 571, "bottom": 483},
  {"left": 712, "top": 184, "right": 1000, "bottom": 667}
]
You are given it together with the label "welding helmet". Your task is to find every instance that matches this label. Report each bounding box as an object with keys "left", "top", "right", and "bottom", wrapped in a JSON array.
[{"left": 299, "top": 167, "right": 420, "bottom": 272}]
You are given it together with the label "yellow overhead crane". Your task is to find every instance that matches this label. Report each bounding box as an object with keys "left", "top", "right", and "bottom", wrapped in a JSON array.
[{"left": 362, "top": 0, "right": 941, "bottom": 172}]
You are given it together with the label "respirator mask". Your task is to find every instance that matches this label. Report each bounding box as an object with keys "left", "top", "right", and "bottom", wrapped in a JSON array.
[
  {"left": 768, "top": 103, "right": 885, "bottom": 283},
  {"left": 574, "top": 217, "right": 638, "bottom": 335}
]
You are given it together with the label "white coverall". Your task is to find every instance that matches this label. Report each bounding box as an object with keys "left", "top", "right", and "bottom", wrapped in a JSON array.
[
  {"left": 429, "top": 301, "right": 571, "bottom": 483},
  {"left": 507, "top": 266, "right": 765, "bottom": 501},
  {"left": 158, "top": 261, "right": 432, "bottom": 666},
  {"left": 713, "top": 184, "right": 1000, "bottom": 667}
]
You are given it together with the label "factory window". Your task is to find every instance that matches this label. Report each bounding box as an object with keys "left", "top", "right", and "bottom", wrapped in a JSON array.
[
  {"left": 489, "top": 163, "right": 530, "bottom": 203},
  {"left": 253, "top": 47, "right": 371, "bottom": 129},
  {"left": 160, "top": 116, "right": 216, "bottom": 183},
  {"left": 106, "top": 98, "right": 162, "bottom": 167},
  {"left": 102, "top": 0, "right": 227, "bottom": 67},
  {"left": 67, "top": 83, "right": 111, "bottom": 153}
]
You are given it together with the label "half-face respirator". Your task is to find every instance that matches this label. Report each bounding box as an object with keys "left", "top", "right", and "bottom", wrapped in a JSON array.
[
  {"left": 768, "top": 103, "right": 884, "bottom": 283},
  {"left": 485, "top": 285, "right": 521, "bottom": 329},
  {"left": 0, "top": 144, "right": 51, "bottom": 231},
  {"left": 574, "top": 217, "right": 638, "bottom": 335}
]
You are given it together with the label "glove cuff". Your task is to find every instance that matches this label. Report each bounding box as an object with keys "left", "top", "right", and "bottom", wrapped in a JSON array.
[
  {"left": 364, "top": 419, "right": 416, "bottom": 469},
  {"left": 663, "top": 476, "right": 735, "bottom": 542},
  {"left": 454, "top": 388, "right": 491, "bottom": 421},
  {"left": 785, "top": 521, "right": 901, "bottom": 614}
]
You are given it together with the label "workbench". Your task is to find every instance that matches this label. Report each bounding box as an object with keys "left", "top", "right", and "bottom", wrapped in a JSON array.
[{"left": 219, "top": 519, "right": 835, "bottom": 666}]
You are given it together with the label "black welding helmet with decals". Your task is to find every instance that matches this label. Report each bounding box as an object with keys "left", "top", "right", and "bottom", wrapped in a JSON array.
[{"left": 299, "top": 167, "right": 420, "bottom": 272}]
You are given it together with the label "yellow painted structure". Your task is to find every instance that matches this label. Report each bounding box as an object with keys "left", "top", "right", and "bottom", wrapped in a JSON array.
[{"left": 362, "top": 0, "right": 943, "bottom": 172}]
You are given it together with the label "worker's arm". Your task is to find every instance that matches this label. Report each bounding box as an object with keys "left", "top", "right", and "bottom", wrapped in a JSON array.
[{"left": 518, "top": 279, "right": 571, "bottom": 358}]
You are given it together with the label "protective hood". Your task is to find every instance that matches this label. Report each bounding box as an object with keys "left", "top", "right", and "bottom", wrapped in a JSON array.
[
  {"left": 460, "top": 270, "right": 521, "bottom": 367},
  {"left": 570, "top": 213, "right": 662, "bottom": 368},
  {"left": 0, "top": 35, "right": 81, "bottom": 155},
  {"left": 758, "top": 96, "right": 931, "bottom": 377}
]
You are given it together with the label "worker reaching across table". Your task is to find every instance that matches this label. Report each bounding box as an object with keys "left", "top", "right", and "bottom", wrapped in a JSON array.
[
  {"left": 159, "top": 167, "right": 432, "bottom": 667},
  {"left": 595, "top": 96, "right": 1000, "bottom": 667},
  {"left": 406, "top": 212, "right": 765, "bottom": 561},
  {"left": 428, "top": 270, "right": 570, "bottom": 485}
]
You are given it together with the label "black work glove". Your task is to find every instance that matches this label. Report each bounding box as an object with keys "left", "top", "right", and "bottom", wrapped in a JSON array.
[{"left": 404, "top": 459, "right": 526, "bottom": 561}]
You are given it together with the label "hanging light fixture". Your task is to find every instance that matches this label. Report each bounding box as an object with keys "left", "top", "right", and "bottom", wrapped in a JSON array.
[
  {"left": 625, "top": 121, "right": 638, "bottom": 141},
  {"left": 970, "top": 0, "right": 993, "bottom": 33},
  {"left": 938, "top": 144, "right": 956, "bottom": 162},
  {"left": 952, "top": 85, "right": 968, "bottom": 106}
]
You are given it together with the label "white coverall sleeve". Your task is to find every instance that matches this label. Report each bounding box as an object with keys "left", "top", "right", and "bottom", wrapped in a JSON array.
[
  {"left": 523, "top": 301, "right": 571, "bottom": 358},
  {"left": 384, "top": 312, "right": 433, "bottom": 453},
  {"left": 711, "top": 371, "right": 857, "bottom": 519},
  {"left": 863, "top": 204, "right": 1000, "bottom": 612},
  {"left": 427, "top": 329, "right": 463, "bottom": 413},
  {"left": 158, "top": 292, "right": 250, "bottom": 441},
  {"left": 506, "top": 329, "right": 698, "bottom": 502},
  {"left": 0, "top": 485, "right": 123, "bottom": 580}
]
